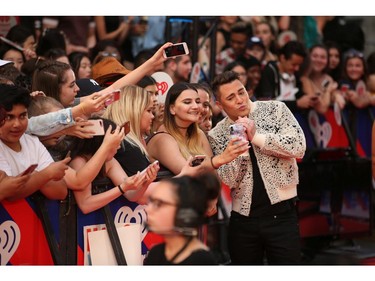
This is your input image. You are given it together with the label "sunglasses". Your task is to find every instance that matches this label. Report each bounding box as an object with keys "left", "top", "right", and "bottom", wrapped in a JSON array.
[{"left": 344, "top": 49, "right": 364, "bottom": 60}]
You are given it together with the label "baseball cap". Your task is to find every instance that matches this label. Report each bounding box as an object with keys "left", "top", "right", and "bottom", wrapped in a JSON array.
[
  {"left": 92, "top": 57, "right": 131, "bottom": 87},
  {"left": 76, "top": 78, "right": 102, "bottom": 97},
  {"left": 0, "top": 59, "right": 13, "bottom": 67},
  {"left": 247, "top": 36, "right": 265, "bottom": 49}
]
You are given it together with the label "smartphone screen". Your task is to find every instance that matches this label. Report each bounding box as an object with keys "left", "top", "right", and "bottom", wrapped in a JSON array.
[
  {"left": 190, "top": 155, "right": 206, "bottom": 167},
  {"left": 191, "top": 158, "right": 204, "bottom": 167},
  {"left": 163, "top": 43, "right": 189, "bottom": 58}
]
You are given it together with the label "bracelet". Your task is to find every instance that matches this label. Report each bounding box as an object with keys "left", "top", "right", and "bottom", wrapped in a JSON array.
[
  {"left": 210, "top": 155, "right": 220, "bottom": 169},
  {"left": 117, "top": 184, "right": 124, "bottom": 194},
  {"left": 80, "top": 103, "right": 87, "bottom": 116}
]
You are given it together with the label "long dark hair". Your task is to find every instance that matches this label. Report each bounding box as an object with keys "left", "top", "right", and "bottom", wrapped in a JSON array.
[{"left": 68, "top": 117, "right": 116, "bottom": 178}]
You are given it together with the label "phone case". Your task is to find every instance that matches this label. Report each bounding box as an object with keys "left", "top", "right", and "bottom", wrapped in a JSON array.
[
  {"left": 163, "top": 43, "right": 189, "bottom": 58},
  {"left": 90, "top": 119, "right": 105, "bottom": 136},
  {"left": 105, "top": 90, "right": 121, "bottom": 106},
  {"left": 121, "top": 121, "right": 131, "bottom": 135},
  {"left": 19, "top": 164, "right": 38, "bottom": 176}
]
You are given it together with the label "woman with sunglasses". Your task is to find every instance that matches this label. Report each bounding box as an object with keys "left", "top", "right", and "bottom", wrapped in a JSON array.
[{"left": 339, "top": 49, "right": 375, "bottom": 108}]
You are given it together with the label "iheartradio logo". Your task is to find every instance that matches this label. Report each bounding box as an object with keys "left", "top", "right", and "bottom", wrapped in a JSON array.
[
  {"left": 156, "top": 81, "right": 169, "bottom": 95},
  {"left": 152, "top": 71, "right": 173, "bottom": 104},
  {"left": 308, "top": 110, "right": 332, "bottom": 148},
  {"left": 0, "top": 220, "right": 20, "bottom": 265},
  {"left": 114, "top": 205, "right": 148, "bottom": 240}
]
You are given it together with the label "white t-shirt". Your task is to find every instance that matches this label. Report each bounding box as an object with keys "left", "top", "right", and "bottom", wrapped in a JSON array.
[{"left": 0, "top": 134, "right": 54, "bottom": 176}]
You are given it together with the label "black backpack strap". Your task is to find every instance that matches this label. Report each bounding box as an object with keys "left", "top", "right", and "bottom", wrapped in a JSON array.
[{"left": 59, "top": 190, "right": 77, "bottom": 264}]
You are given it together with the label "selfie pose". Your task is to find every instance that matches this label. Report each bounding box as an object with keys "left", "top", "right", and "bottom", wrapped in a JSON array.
[{"left": 208, "top": 71, "right": 306, "bottom": 265}]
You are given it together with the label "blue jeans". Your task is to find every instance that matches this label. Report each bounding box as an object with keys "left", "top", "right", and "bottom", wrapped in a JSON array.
[{"left": 228, "top": 209, "right": 301, "bottom": 265}]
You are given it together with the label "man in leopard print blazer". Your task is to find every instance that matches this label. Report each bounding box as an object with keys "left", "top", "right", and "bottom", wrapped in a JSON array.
[{"left": 208, "top": 71, "right": 306, "bottom": 265}]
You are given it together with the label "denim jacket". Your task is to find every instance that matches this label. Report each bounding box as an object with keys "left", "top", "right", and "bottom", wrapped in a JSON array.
[{"left": 26, "top": 108, "right": 75, "bottom": 136}]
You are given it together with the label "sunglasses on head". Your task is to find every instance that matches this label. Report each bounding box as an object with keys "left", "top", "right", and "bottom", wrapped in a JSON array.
[{"left": 345, "top": 49, "right": 364, "bottom": 60}]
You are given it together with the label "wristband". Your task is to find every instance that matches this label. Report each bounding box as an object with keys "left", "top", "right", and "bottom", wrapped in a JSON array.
[
  {"left": 117, "top": 184, "right": 124, "bottom": 194},
  {"left": 210, "top": 155, "right": 220, "bottom": 169}
]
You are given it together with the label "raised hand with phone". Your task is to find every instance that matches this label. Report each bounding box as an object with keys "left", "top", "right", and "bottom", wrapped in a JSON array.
[
  {"left": 162, "top": 42, "right": 189, "bottom": 58},
  {"left": 77, "top": 91, "right": 114, "bottom": 118}
]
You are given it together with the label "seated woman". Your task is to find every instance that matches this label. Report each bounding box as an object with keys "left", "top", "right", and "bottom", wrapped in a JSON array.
[
  {"left": 143, "top": 173, "right": 221, "bottom": 265},
  {"left": 68, "top": 117, "right": 159, "bottom": 214}
]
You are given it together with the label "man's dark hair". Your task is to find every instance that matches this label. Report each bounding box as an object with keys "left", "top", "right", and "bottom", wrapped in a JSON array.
[
  {"left": 278, "top": 40, "right": 307, "bottom": 60},
  {"left": 134, "top": 49, "right": 154, "bottom": 69},
  {"left": 230, "top": 21, "right": 252, "bottom": 38},
  {"left": 0, "top": 83, "right": 31, "bottom": 111},
  {"left": 211, "top": 70, "right": 239, "bottom": 101},
  {"left": 137, "top": 75, "right": 156, "bottom": 88}
]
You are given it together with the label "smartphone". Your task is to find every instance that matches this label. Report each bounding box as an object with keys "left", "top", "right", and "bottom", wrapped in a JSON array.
[
  {"left": 190, "top": 155, "right": 206, "bottom": 167},
  {"left": 321, "top": 79, "right": 330, "bottom": 89},
  {"left": 230, "top": 124, "right": 249, "bottom": 156},
  {"left": 229, "top": 124, "right": 246, "bottom": 141},
  {"left": 120, "top": 121, "right": 131, "bottom": 135},
  {"left": 19, "top": 164, "right": 38, "bottom": 176},
  {"left": 163, "top": 42, "right": 189, "bottom": 58},
  {"left": 89, "top": 119, "right": 105, "bottom": 136},
  {"left": 140, "top": 160, "right": 159, "bottom": 175},
  {"left": 105, "top": 90, "right": 121, "bottom": 107}
]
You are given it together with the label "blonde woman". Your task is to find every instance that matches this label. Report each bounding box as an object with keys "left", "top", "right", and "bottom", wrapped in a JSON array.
[{"left": 103, "top": 85, "right": 156, "bottom": 180}]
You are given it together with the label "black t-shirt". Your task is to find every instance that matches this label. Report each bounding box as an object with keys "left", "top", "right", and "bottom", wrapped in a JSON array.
[
  {"left": 115, "top": 139, "right": 150, "bottom": 176},
  {"left": 143, "top": 243, "right": 218, "bottom": 265},
  {"left": 248, "top": 146, "right": 292, "bottom": 217}
]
